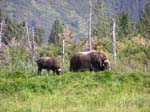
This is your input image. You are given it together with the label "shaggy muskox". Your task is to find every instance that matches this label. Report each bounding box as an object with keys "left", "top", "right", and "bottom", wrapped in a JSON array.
[
  {"left": 37, "top": 57, "right": 61, "bottom": 75},
  {"left": 70, "top": 50, "right": 111, "bottom": 72}
]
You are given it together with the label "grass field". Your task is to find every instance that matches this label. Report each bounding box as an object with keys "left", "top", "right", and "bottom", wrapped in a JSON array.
[{"left": 0, "top": 69, "right": 150, "bottom": 112}]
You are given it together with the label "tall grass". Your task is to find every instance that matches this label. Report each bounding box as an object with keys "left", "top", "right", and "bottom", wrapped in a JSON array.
[{"left": 0, "top": 68, "right": 149, "bottom": 112}]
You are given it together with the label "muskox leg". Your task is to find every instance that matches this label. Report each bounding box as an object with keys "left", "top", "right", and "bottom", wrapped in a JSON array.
[
  {"left": 70, "top": 66, "right": 72, "bottom": 72},
  {"left": 38, "top": 67, "right": 42, "bottom": 76},
  {"left": 53, "top": 69, "right": 59, "bottom": 75},
  {"left": 46, "top": 69, "right": 50, "bottom": 76},
  {"left": 53, "top": 70, "right": 56, "bottom": 75}
]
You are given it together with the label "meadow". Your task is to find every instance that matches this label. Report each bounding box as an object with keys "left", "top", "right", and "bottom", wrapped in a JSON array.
[
  {"left": 0, "top": 1, "right": 150, "bottom": 111},
  {"left": 0, "top": 68, "right": 149, "bottom": 112}
]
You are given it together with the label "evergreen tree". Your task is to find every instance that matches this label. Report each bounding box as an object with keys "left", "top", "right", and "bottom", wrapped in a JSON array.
[
  {"left": 49, "top": 19, "right": 63, "bottom": 44},
  {"left": 92, "top": 2, "right": 112, "bottom": 39},
  {"left": 3, "top": 17, "right": 24, "bottom": 45},
  {"left": 139, "top": 3, "right": 150, "bottom": 39},
  {"left": 34, "top": 27, "right": 44, "bottom": 45},
  {"left": 116, "top": 11, "right": 132, "bottom": 38}
]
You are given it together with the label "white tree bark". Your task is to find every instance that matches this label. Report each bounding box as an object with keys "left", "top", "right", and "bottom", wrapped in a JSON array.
[
  {"left": 88, "top": 0, "right": 92, "bottom": 51},
  {"left": 25, "top": 19, "right": 31, "bottom": 49},
  {"left": 0, "top": 20, "right": 4, "bottom": 48},
  {"left": 31, "top": 27, "right": 35, "bottom": 63},
  {"left": 62, "top": 33, "right": 65, "bottom": 64},
  {"left": 62, "top": 32, "right": 65, "bottom": 73},
  {"left": 112, "top": 19, "right": 117, "bottom": 65}
]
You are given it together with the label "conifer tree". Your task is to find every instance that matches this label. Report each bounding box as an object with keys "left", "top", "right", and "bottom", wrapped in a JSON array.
[
  {"left": 92, "top": 2, "right": 111, "bottom": 38},
  {"left": 116, "top": 11, "right": 132, "bottom": 38},
  {"left": 3, "top": 17, "right": 24, "bottom": 45},
  {"left": 49, "top": 19, "right": 63, "bottom": 44},
  {"left": 139, "top": 3, "right": 150, "bottom": 39},
  {"left": 34, "top": 27, "right": 44, "bottom": 45}
]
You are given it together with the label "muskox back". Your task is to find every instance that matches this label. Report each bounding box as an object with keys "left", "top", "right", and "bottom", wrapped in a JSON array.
[
  {"left": 70, "top": 51, "right": 92, "bottom": 72},
  {"left": 70, "top": 51, "right": 111, "bottom": 72},
  {"left": 37, "top": 57, "right": 61, "bottom": 75},
  {"left": 70, "top": 53, "right": 91, "bottom": 72}
]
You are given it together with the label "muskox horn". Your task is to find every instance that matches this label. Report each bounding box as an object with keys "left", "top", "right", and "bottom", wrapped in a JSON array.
[
  {"left": 58, "top": 68, "right": 61, "bottom": 72},
  {"left": 104, "top": 59, "right": 110, "bottom": 63}
]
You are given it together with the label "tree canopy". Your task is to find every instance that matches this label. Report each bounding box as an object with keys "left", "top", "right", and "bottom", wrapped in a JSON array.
[
  {"left": 49, "top": 19, "right": 64, "bottom": 45},
  {"left": 139, "top": 3, "right": 150, "bottom": 39}
]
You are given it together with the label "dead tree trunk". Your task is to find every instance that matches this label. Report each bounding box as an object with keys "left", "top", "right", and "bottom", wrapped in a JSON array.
[
  {"left": 144, "top": 60, "right": 150, "bottom": 72},
  {"left": 62, "top": 33, "right": 65, "bottom": 73},
  {"left": 112, "top": 19, "right": 117, "bottom": 65},
  {"left": 31, "top": 27, "right": 35, "bottom": 64},
  {"left": 88, "top": 0, "right": 92, "bottom": 51},
  {"left": 0, "top": 20, "right": 4, "bottom": 65},
  {"left": 0, "top": 20, "right": 4, "bottom": 48},
  {"left": 25, "top": 19, "right": 31, "bottom": 49}
]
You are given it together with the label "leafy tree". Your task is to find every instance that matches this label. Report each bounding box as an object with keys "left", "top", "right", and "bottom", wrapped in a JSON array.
[
  {"left": 92, "top": 2, "right": 112, "bottom": 38},
  {"left": 49, "top": 19, "right": 63, "bottom": 44},
  {"left": 34, "top": 27, "right": 44, "bottom": 45},
  {"left": 138, "top": 3, "right": 150, "bottom": 39},
  {"left": 116, "top": 11, "right": 132, "bottom": 39},
  {"left": 3, "top": 17, "right": 24, "bottom": 45}
]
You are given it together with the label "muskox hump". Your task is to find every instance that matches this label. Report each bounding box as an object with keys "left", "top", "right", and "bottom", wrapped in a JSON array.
[
  {"left": 70, "top": 54, "right": 80, "bottom": 72},
  {"left": 70, "top": 51, "right": 111, "bottom": 72},
  {"left": 70, "top": 52, "right": 91, "bottom": 72}
]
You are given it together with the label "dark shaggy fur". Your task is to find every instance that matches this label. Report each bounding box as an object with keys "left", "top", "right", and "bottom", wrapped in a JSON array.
[
  {"left": 37, "top": 57, "right": 61, "bottom": 75},
  {"left": 70, "top": 51, "right": 111, "bottom": 72}
]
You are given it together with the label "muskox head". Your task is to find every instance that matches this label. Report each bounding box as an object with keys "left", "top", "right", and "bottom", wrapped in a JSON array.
[
  {"left": 93, "top": 52, "right": 111, "bottom": 71},
  {"left": 55, "top": 68, "right": 61, "bottom": 75},
  {"left": 103, "top": 59, "right": 111, "bottom": 70}
]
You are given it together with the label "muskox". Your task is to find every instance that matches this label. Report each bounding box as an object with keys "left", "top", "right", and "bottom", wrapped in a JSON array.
[
  {"left": 70, "top": 50, "right": 111, "bottom": 72},
  {"left": 37, "top": 57, "right": 61, "bottom": 75}
]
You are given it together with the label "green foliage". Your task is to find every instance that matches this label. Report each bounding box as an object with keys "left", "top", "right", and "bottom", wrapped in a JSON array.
[
  {"left": 93, "top": 2, "right": 112, "bottom": 38},
  {"left": 36, "top": 44, "right": 62, "bottom": 57},
  {"left": 0, "top": 12, "right": 44, "bottom": 46},
  {"left": 116, "top": 11, "right": 132, "bottom": 38},
  {"left": 0, "top": 70, "right": 149, "bottom": 112},
  {"left": 3, "top": 17, "right": 24, "bottom": 45},
  {"left": 34, "top": 27, "right": 44, "bottom": 45},
  {"left": 49, "top": 19, "right": 64, "bottom": 44},
  {"left": 0, "top": 3, "right": 150, "bottom": 112},
  {"left": 143, "top": 46, "right": 150, "bottom": 60},
  {"left": 119, "top": 42, "right": 149, "bottom": 61},
  {"left": 139, "top": 3, "right": 150, "bottom": 39},
  {"left": 94, "top": 37, "right": 150, "bottom": 72},
  {"left": 94, "top": 38, "right": 112, "bottom": 53}
]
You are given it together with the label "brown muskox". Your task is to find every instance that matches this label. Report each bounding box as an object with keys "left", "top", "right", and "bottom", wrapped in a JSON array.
[
  {"left": 70, "top": 50, "right": 111, "bottom": 72},
  {"left": 37, "top": 57, "right": 61, "bottom": 75}
]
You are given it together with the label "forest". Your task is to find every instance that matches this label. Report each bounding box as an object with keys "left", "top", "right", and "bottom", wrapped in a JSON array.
[{"left": 0, "top": 0, "right": 150, "bottom": 112}]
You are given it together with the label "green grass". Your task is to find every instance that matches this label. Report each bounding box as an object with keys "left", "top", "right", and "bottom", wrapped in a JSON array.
[{"left": 0, "top": 69, "right": 149, "bottom": 112}]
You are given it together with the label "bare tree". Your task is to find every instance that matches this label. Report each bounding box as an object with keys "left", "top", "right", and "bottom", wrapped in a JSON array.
[
  {"left": 25, "top": 19, "right": 31, "bottom": 49},
  {"left": 62, "top": 32, "right": 65, "bottom": 73},
  {"left": 31, "top": 27, "right": 35, "bottom": 64},
  {"left": 0, "top": 20, "right": 4, "bottom": 48},
  {"left": 112, "top": 19, "right": 117, "bottom": 65},
  {"left": 88, "top": 0, "right": 92, "bottom": 51}
]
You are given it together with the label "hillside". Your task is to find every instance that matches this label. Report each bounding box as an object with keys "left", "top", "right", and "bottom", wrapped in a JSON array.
[
  {"left": 0, "top": 0, "right": 149, "bottom": 41},
  {"left": 0, "top": 69, "right": 149, "bottom": 112},
  {"left": 0, "top": 1, "right": 150, "bottom": 111}
]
